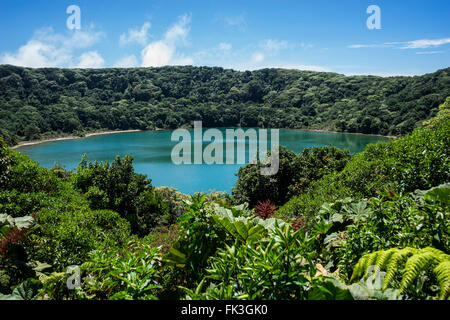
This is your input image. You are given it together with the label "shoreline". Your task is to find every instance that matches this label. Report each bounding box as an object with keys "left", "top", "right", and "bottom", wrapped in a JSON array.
[
  {"left": 292, "top": 128, "right": 397, "bottom": 139},
  {"left": 11, "top": 129, "right": 143, "bottom": 149},
  {"left": 11, "top": 126, "right": 395, "bottom": 150}
]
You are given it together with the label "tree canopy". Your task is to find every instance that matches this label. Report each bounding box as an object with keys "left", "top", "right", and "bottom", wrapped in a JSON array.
[{"left": 0, "top": 65, "right": 449, "bottom": 145}]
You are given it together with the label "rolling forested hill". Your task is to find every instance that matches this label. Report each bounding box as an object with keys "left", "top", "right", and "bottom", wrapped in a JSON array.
[{"left": 0, "top": 64, "right": 449, "bottom": 145}]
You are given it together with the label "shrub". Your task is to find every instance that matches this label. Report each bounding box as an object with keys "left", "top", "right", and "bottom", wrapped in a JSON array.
[
  {"left": 300, "top": 184, "right": 450, "bottom": 280},
  {"left": 74, "top": 242, "right": 163, "bottom": 300},
  {"left": 254, "top": 200, "right": 276, "bottom": 220},
  {"left": 183, "top": 225, "right": 315, "bottom": 300},
  {"left": 232, "top": 145, "right": 351, "bottom": 207},
  {"left": 26, "top": 205, "right": 131, "bottom": 269},
  {"left": 73, "top": 154, "right": 171, "bottom": 236}
]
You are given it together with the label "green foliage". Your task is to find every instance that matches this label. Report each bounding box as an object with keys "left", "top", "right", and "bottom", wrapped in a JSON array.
[
  {"left": 335, "top": 184, "right": 449, "bottom": 277},
  {"left": 1, "top": 152, "right": 61, "bottom": 194},
  {"left": 208, "top": 204, "right": 287, "bottom": 243},
  {"left": 0, "top": 278, "right": 42, "bottom": 300},
  {"left": 29, "top": 206, "right": 131, "bottom": 269},
  {"left": 289, "top": 146, "right": 351, "bottom": 195},
  {"left": 163, "top": 195, "right": 227, "bottom": 290},
  {"left": 299, "top": 183, "right": 449, "bottom": 281},
  {"left": 0, "top": 214, "right": 34, "bottom": 232},
  {"left": 310, "top": 269, "right": 401, "bottom": 300},
  {"left": 233, "top": 145, "right": 351, "bottom": 207},
  {"left": 184, "top": 225, "right": 315, "bottom": 300},
  {"left": 0, "top": 212, "right": 37, "bottom": 293},
  {"left": 73, "top": 154, "right": 172, "bottom": 236},
  {"left": 1, "top": 65, "right": 449, "bottom": 146},
  {"left": 39, "top": 272, "right": 70, "bottom": 300},
  {"left": 278, "top": 117, "right": 450, "bottom": 224},
  {"left": 0, "top": 100, "right": 449, "bottom": 300},
  {"left": 210, "top": 210, "right": 266, "bottom": 244},
  {"left": 0, "top": 136, "right": 16, "bottom": 186},
  {"left": 154, "top": 186, "right": 190, "bottom": 217},
  {"left": 74, "top": 241, "right": 162, "bottom": 300},
  {"left": 434, "top": 261, "right": 450, "bottom": 300},
  {"left": 423, "top": 96, "right": 450, "bottom": 128},
  {"left": 0, "top": 143, "right": 133, "bottom": 278},
  {"left": 232, "top": 146, "right": 298, "bottom": 206},
  {"left": 351, "top": 247, "right": 450, "bottom": 300},
  {"left": 0, "top": 190, "right": 51, "bottom": 218}
]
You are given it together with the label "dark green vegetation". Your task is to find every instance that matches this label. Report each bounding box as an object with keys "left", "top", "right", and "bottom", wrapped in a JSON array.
[
  {"left": 0, "top": 97, "right": 448, "bottom": 300},
  {"left": 232, "top": 145, "right": 351, "bottom": 206},
  {"left": 1, "top": 64, "right": 450, "bottom": 146}
]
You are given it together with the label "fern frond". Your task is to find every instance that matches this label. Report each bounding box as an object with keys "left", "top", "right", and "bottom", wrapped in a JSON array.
[
  {"left": 351, "top": 251, "right": 378, "bottom": 282},
  {"left": 375, "top": 248, "right": 399, "bottom": 271},
  {"left": 422, "top": 247, "right": 449, "bottom": 261},
  {"left": 434, "top": 261, "right": 450, "bottom": 300},
  {"left": 398, "top": 250, "right": 440, "bottom": 294},
  {"left": 352, "top": 247, "right": 450, "bottom": 299},
  {"left": 382, "top": 247, "right": 417, "bottom": 290}
]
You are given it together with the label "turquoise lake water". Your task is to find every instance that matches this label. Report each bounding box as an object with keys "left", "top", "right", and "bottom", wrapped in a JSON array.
[{"left": 17, "top": 129, "right": 389, "bottom": 194}]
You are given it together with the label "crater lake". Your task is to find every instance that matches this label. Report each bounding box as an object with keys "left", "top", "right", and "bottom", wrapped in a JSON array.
[{"left": 16, "top": 129, "right": 390, "bottom": 194}]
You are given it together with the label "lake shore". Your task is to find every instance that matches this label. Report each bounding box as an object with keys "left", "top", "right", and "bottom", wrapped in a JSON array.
[
  {"left": 294, "top": 128, "right": 397, "bottom": 139},
  {"left": 11, "top": 129, "right": 144, "bottom": 149},
  {"left": 11, "top": 126, "right": 396, "bottom": 150}
]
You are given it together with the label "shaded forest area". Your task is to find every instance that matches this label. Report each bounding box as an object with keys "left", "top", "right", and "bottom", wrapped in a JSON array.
[{"left": 0, "top": 64, "right": 449, "bottom": 145}]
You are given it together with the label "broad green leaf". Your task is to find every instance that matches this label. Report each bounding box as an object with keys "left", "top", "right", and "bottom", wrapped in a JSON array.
[{"left": 423, "top": 184, "right": 450, "bottom": 205}]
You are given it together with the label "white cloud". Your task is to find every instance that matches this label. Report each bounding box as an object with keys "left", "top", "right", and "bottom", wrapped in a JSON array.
[
  {"left": 66, "top": 29, "right": 104, "bottom": 49},
  {"left": 225, "top": 58, "right": 330, "bottom": 72},
  {"left": 348, "top": 37, "right": 450, "bottom": 50},
  {"left": 0, "top": 27, "right": 104, "bottom": 68},
  {"left": 141, "top": 14, "right": 193, "bottom": 67},
  {"left": 114, "top": 55, "right": 139, "bottom": 67},
  {"left": 262, "top": 39, "right": 290, "bottom": 53},
  {"left": 300, "top": 42, "right": 314, "bottom": 49},
  {"left": 0, "top": 40, "right": 70, "bottom": 68},
  {"left": 120, "top": 22, "right": 151, "bottom": 46},
  {"left": 399, "top": 38, "right": 450, "bottom": 49},
  {"left": 165, "top": 14, "right": 190, "bottom": 43},
  {"left": 30, "top": 27, "right": 104, "bottom": 49},
  {"left": 347, "top": 43, "right": 392, "bottom": 49},
  {"left": 142, "top": 41, "right": 174, "bottom": 67},
  {"left": 224, "top": 14, "right": 246, "bottom": 28},
  {"left": 415, "top": 51, "right": 444, "bottom": 55},
  {"left": 251, "top": 52, "right": 264, "bottom": 63},
  {"left": 343, "top": 71, "right": 416, "bottom": 77},
  {"left": 240, "top": 63, "right": 329, "bottom": 72},
  {"left": 259, "top": 40, "right": 313, "bottom": 55},
  {"left": 77, "top": 51, "right": 105, "bottom": 68},
  {"left": 219, "top": 42, "right": 232, "bottom": 51},
  {"left": 266, "top": 64, "right": 329, "bottom": 72}
]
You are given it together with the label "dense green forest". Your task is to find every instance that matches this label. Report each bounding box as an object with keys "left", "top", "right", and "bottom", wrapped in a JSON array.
[
  {"left": 0, "top": 64, "right": 449, "bottom": 146},
  {"left": 0, "top": 97, "right": 448, "bottom": 300}
]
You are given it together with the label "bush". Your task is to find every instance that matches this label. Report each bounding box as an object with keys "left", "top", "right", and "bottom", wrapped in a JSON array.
[
  {"left": 2, "top": 151, "right": 61, "bottom": 194},
  {"left": 232, "top": 145, "right": 351, "bottom": 207},
  {"left": 254, "top": 200, "right": 276, "bottom": 220},
  {"left": 26, "top": 205, "right": 131, "bottom": 269},
  {"left": 73, "top": 241, "right": 163, "bottom": 300},
  {"left": 73, "top": 154, "right": 171, "bottom": 236},
  {"left": 185, "top": 226, "right": 316, "bottom": 300}
]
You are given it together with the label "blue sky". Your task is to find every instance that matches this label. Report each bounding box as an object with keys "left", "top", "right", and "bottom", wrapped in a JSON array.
[{"left": 0, "top": 0, "right": 449, "bottom": 76}]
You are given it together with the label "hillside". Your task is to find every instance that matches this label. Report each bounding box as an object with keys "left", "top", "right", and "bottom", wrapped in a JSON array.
[
  {"left": 0, "top": 65, "right": 449, "bottom": 145},
  {"left": 0, "top": 98, "right": 448, "bottom": 300}
]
